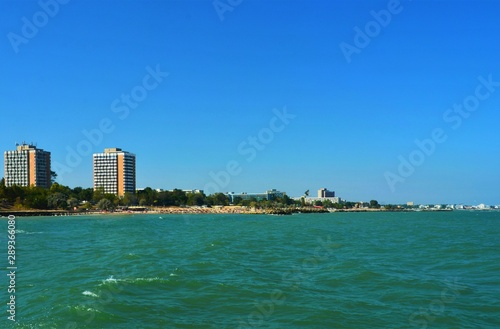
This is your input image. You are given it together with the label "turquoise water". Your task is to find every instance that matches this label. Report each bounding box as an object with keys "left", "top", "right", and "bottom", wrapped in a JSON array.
[{"left": 2, "top": 211, "right": 500, "bottom": 328}]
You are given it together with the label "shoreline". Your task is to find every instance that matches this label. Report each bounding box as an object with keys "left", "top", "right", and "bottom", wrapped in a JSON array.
[{"left": 0, "top": 206, "right": 466, "bottom": 218}]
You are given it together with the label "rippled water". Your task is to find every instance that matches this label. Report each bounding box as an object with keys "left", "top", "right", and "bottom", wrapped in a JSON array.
[{"left": 3, "top": 211, "right": 500, "bottom": 328}]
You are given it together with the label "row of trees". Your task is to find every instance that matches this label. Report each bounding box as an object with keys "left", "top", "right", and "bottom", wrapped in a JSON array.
[
  {"left": 308, "top": 199, "right": 381, "bottom": 209},
  {"left": 0, "top": 178, "right": 381, "bottom": 211},
  {"left": 0, "top": 180, "right": 236, "bottom": 211},
  {"left": 0, "top": 179, "right": 95, "bottom": 210}
]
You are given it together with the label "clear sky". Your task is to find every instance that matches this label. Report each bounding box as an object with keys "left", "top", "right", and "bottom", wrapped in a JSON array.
[{"left": 1, "top": 0, "right": 499, "bottom": 205}]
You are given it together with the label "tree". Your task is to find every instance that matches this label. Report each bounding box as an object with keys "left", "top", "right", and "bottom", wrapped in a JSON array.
[
  {"left": 24, "top": 186, "right": 48, "bottom": 209},
  {"left": 121, "top": 192, "right": 137, "bottom": 206},
  {"left": 344, "top": 202, "right": 356, "bottom": 209},
  {"left": 209, "top": 193, "right": 229, "bottom": 206},
  {"left": 187, "top": 192, "right": 205, "bottom": 206},
  {"left": 50, "top": 170, "right": 58, "bottom": 184},
  {"left": 76, "top": 187, "right": 94, "bottom": 202},
  {"left": 282, "top": 195, "right": 293, "bottom": 206},
  {"left": 170, "top": 189, "right": 187, "bottom": 206},
  {"left": 323, "top": 199, "right": 334, "bottom": 208},
  {"left": 81, "top": 201, "right": 92, "bottom": 211},
  {"left": 332, "top": 203, "right": 343, "bottom": 209},
  {"left": 369, "top": 200, "right": 380, "bottom": 209},
  {"left": 47, "top": 192, "right": 68, "bottom": 209},
  {"left": 50, "top": 182, "right": 71, "bottom": 195},
  {"left": 93, "top": 187, "right": 106, "bottom": 203},
  {"left": 97, "top": 198, "right": 113, "bottom": 211},
  {"left": 14, "top": 197, "right": 23, "bottom": 210},
  {"left": 158, "top": 191, "right": 174, "bottom": 206},
  {"left": 5, "top": 185, "right": 25, "bottom": 202},
  {"left": 67, "top": 197, "right": 79, "bottom": 209},
  {"left": 137, "top": 187, "right": 160, "bottom": 206},
  {"left": 240, "top": 199, "right": 251, "bottom": 207}
]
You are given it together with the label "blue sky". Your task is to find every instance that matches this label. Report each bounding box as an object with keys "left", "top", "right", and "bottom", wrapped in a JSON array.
[{"left": 1, "top": 0, "right": 499, "bottom": 205}]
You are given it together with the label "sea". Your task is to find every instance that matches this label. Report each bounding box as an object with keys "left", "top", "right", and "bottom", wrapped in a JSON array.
[{"left": 2, "top": 211, "right": 499, "bottom": 328}]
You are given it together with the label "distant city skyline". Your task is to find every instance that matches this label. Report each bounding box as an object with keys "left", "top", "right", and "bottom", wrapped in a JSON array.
[{"left": 1, "top": 1, "right": 499, "bottom": 205}]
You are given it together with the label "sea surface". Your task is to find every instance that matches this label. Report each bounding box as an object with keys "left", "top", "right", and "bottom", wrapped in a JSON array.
[{"left": 2, "top": 211, "right": 499, "bottom": 328}]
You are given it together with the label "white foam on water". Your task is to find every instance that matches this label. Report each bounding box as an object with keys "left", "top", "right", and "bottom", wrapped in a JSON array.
[
  {"left": 135, "top": 277, "right": 162, "bottom": 282},
  {"left": 82, "top": 291, "right": 98, "bottom": 298},
  {"left": 74, "top": 305, "right": 102, "bottom": 313},
  {"left": 103, "top": 275, "right": 118, "bottom": 284},
  {"left": 14, "top": 230, "right": 44, "bottom": 234}
]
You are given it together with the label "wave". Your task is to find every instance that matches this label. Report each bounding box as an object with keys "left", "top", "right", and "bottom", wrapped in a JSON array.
[
  {"left": 102, "top": 275, "right": 118, "bottom": 284},
  {"left": 82, "top": 290, "right": 99, "bottom": 298},
  {"left": 15, "top": 229, "right": 44, "bottom": 234},
  {"left": 98, "top": 275, "right": 172, "bottom": 288},
  {"left": 72, "top": 304, "right": 102, "bottom": 314}
]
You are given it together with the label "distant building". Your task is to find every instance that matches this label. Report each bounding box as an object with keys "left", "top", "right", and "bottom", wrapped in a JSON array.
[
  {"left": 226, "top": 189, "right": 286, "bottom": 203},
  {"left": 93, "top": 148, "right": 136, "bottom": 197},
  {"left": 298, "top": 196, "right": 342, "bottom": 205},
  {"left": 293, "top": 187, "right": 340, "bottom": 205},
  {"left": 4, "top": 143, "right": 51, "bottom": 188},
  {"left": 168, "top": 189, "right": 204, "bottom": 195},
  {"left": 318, "top": 188, "right": 335, "bottom": 198}
]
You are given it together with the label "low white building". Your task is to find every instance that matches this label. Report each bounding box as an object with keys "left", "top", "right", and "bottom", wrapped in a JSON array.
[{"left": 294, "top": 196, "right": 342, "bottom": 205}]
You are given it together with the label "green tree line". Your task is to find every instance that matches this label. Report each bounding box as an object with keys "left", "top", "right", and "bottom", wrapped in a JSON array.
[{"left": 1, "top": 178, "right": 379, "bottom": 211}]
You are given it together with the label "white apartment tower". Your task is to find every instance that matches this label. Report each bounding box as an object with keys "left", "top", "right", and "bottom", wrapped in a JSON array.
[
  {"left": 93, "top": 148, "right": 136, "bottom": 197},
  {"left": 4, "top": 143, "right": 51, "bottom": 188}
]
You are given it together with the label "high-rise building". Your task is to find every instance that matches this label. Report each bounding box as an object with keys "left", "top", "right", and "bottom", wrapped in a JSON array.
[
  {"left": 93, "top": 148, "right": 136, "bottom": 197},
  {"left": 4, "top": 143, "right": 51, "bottom": 188},
  {"left": 318, "top": 188, "right": 335, "bottom": 198}
]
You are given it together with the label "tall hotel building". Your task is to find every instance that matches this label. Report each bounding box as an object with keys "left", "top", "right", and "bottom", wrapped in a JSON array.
[
  {"left": 318, "top": 188, "right": 335, "bottom": 198},
  {"left": 4, "top": 143, "right": 51, "bottom": 188},
  {"left": 93, "top": 148, "right": 136, "bottom": 197}
]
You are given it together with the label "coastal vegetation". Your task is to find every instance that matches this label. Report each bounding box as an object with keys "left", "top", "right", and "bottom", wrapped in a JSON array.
[{"left": 0, "top": 179, "right": 375, "bottom": 212}]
